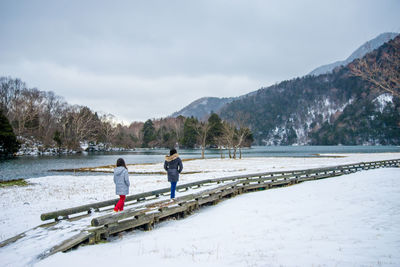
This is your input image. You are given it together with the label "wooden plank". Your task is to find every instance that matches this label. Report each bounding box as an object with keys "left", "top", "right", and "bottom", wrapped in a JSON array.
[
  {"left": 106, "top": 214, "right": 155, "bottom": 235},
  {"left": 0, "top": 233, "right": 26, "bottom": 248},
  {"left": 91, "top": 208, "right": 150, "bottom": 227},
  {"left": 269, "top": 179, "right": 291, "bottom": 187},
  {"left": 0, "top": 219, "right": 64, "bottom": 248},
  {"left": 197, "top": 192, "right": 222, "bottom": 205},
  {"left": 298, "top": 173, "right": 337, "bottom": 182},
  {"left": 176, "top": 179, "right": 213, "bottom": 190},
  {"left": 40, "top": 231, "right": 93, "bottom": 259},
  {"left": 242, "top": 183, "right": 268, "bottom": 191},
  {"left": 236, "top": 173, "right": 297, "bottom": 184},
  {"left": 189, "top": 183, "right": 233, "bottom": 201},
  {"left": 155, "top": 205, "right": 187, "bottom": 219},
  {"left": 220, "top": 188, "right": 236, "bottom": 197}
]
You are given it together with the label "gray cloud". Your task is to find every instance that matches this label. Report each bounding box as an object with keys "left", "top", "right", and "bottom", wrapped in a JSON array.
[{"left": 0, "top": 0, "right": 399, "bottom": 122}]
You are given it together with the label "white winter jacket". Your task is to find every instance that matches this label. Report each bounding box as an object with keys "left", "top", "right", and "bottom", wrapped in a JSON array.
[{"left": 113, "top": 166, "right": 130, "bottom": 195}]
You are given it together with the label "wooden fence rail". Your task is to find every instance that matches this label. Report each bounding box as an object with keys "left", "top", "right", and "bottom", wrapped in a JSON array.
[{"left": 40, "top": 159, "right": 400, "bottom": 222}]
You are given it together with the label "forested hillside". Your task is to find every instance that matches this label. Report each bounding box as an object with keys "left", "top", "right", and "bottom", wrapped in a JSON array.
[{"left": 220, "top": 35, "right": 400, "bottom": 145}]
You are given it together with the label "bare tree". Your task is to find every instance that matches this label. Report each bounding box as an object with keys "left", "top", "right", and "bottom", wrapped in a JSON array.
[
  {"left": 215, "top": 135, "right": 225, "bottom": 159},
  {"left": 222, "top": 122, "right": 235, "bottom": 159},
  {"left": 128, "top": 121, "right": 144, "bottom": 147},
  {"left": 171, "top": 116, "right": 185, "bottom": 147},
  {"left": 60, "top": 105, "right": 101, "bottom": 149},
  {"left": 233, "top": 113, "right": 252, "bottom": 159},
  {"left": 197, "top": 121, "right": 210, "bottom": 159},
  {"left": 236, "top": 127, "right": 251, "bottom": 159},
  {"left": 73, "top": 106, "right": 100, "bottom": 142},
  {"left": 349, "top": 58, "right": 400, "bottom": 97},
  {"left": 39, "top": 91, "right": 66, "bottom": 146},
  {"left": 100, "top": 113, "right": 117, "bottom": 148},
  {"left": 0, "top": 77, "right": 25, "bottom": 115},
  {"left": 9, "top": 88, "right": 44, "bottom": 137}
]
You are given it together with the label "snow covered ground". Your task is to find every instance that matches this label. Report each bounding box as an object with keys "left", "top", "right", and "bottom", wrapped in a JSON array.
[
  {"left": 1, "top": 153, "right": 400, "bottom": 266},
  {"left": 36, "top": 168, "right": 400, "bottom": 267},
  {"left": 96, "top": 153, "right": 400, "bottom": 174}
]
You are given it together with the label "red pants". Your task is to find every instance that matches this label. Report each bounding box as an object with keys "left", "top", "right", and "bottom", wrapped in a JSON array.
[{"left": 114, "top": 195, "right": 126, "bottom": 211}]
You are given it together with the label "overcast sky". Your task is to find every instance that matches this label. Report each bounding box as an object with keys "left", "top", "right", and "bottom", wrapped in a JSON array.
[{"left": 0, "top": 0, "right": 399, "bottom": 123}]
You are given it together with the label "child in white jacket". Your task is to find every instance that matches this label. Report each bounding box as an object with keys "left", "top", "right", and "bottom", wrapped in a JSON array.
[{"left": 113, "top": 158, "right": 130, "bottom": 212}]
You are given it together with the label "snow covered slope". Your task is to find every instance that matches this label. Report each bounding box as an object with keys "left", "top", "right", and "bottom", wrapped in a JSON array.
[{"left": 36, "top": 167, "right": 400, "bottom": 267}]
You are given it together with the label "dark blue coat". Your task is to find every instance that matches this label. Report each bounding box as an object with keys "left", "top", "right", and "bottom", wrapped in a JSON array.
[{"left": 164, "top": 154, "right": 183, "bottom": 182}]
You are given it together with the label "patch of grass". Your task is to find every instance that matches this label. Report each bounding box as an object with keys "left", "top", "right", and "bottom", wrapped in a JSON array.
[
  {"left": 312, "top": 154, "right": 346, "bottom": 158},
  {"left": 181, "top": 158, "right": 198, "bottom": 162},
  {"left": 0, "top": 179, "right": 29, "bottom": 188}
]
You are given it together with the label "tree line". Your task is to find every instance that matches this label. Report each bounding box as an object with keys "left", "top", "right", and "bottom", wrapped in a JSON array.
[
  {"left": 142, "top": 113, "right": 253, "bottom": 159},
  {"left": 0, "top": 76, "right": 252, "bottom": 157}
]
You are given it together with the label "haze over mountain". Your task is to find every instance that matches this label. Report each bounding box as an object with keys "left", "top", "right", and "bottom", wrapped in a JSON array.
[
  {"left": 170, "top": 91, "right": 257, "bottom": 120},
  {"left": 308, "top": 32, "right": 399, "bottom": 76},
  {"left": 171, "top": 97, "right": 235, "bottom": 119}
]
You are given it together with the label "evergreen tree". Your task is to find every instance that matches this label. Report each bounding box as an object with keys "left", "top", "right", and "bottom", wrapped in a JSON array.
[
  {"left": 0, "top": 110, "right": 20, "bottom": 156},
  {"left": 141, "top": 119, "right": 156, "bottom": 147},
  {"left": 207, "top": 113, "right": 223, "bottom": 147},
  {"left": 53, "top": 130, "right": 62, "bottom": 148},
  {"left": 182, "top": 117, "right": 198, "bottom": 148}
]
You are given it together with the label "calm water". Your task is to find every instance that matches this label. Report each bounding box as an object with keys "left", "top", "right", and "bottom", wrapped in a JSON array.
[{"left": 1, "top": 146, "right": 400, "bottom": 181}]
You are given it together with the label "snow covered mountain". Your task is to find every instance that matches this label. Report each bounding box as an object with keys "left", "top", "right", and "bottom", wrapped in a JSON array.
[
  {"left": 171, "top": 90, "right": 258, "bottom": 120},
  {"left": 308, "top": 32, "right": 398, "bottom": 76},
  {"left": 220, "top": 35, "right": 400, "bottom": 145},
  {"left": 171, "top": 97, "right": 236, "bottom": 119},
  {"left": 170, "top": 33, "right": 400, "bottom": 145},
  {"left": 172, "top": 33, "right": 398, "bottom": 121}
]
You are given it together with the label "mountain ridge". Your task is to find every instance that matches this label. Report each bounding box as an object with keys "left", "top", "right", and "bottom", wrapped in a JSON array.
[
  {"left": 308, "top": 32, "right": 398, "bottom": 76},
  {"left": 170, "top": 96, "right": 236, "bottom": 119},
  {"left": 170, "top": 91, "right": 258, "bottom": 120}
]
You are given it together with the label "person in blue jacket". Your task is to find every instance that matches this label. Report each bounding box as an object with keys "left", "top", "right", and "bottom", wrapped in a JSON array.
[{"left": 164, "top": 148, "right": 183, "bottom": 199}]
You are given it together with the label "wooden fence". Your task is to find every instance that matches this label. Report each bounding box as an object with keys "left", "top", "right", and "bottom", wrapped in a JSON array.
[
  {"left": 1, "top": 159, "right": 399, "bottom": 259},
  {"left": 41, "top": 159, "right": 400, "bottom": 222}
]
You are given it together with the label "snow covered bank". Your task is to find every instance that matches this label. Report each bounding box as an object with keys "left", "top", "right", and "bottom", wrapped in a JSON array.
[
  {"left": 0, "top": 153, "right": 399, "bottom": 266},
  {"left": 36, "top": 168, "right": 400, "bottom": 267},
  {"left": 1, "top": 153, "right": 400, "bottom": 242},
  {"left": 97, "top": 153, "right": 400, "bottom": 174}
]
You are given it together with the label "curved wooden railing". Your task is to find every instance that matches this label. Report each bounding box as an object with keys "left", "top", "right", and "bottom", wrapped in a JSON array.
[{"left": 40, "top": 159, "right": 400, "bottom": 221}]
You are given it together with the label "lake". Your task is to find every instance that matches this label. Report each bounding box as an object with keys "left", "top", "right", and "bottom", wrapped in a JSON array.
[{"left": 1, "top": 146, "right": 400, "bottom": 181}]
